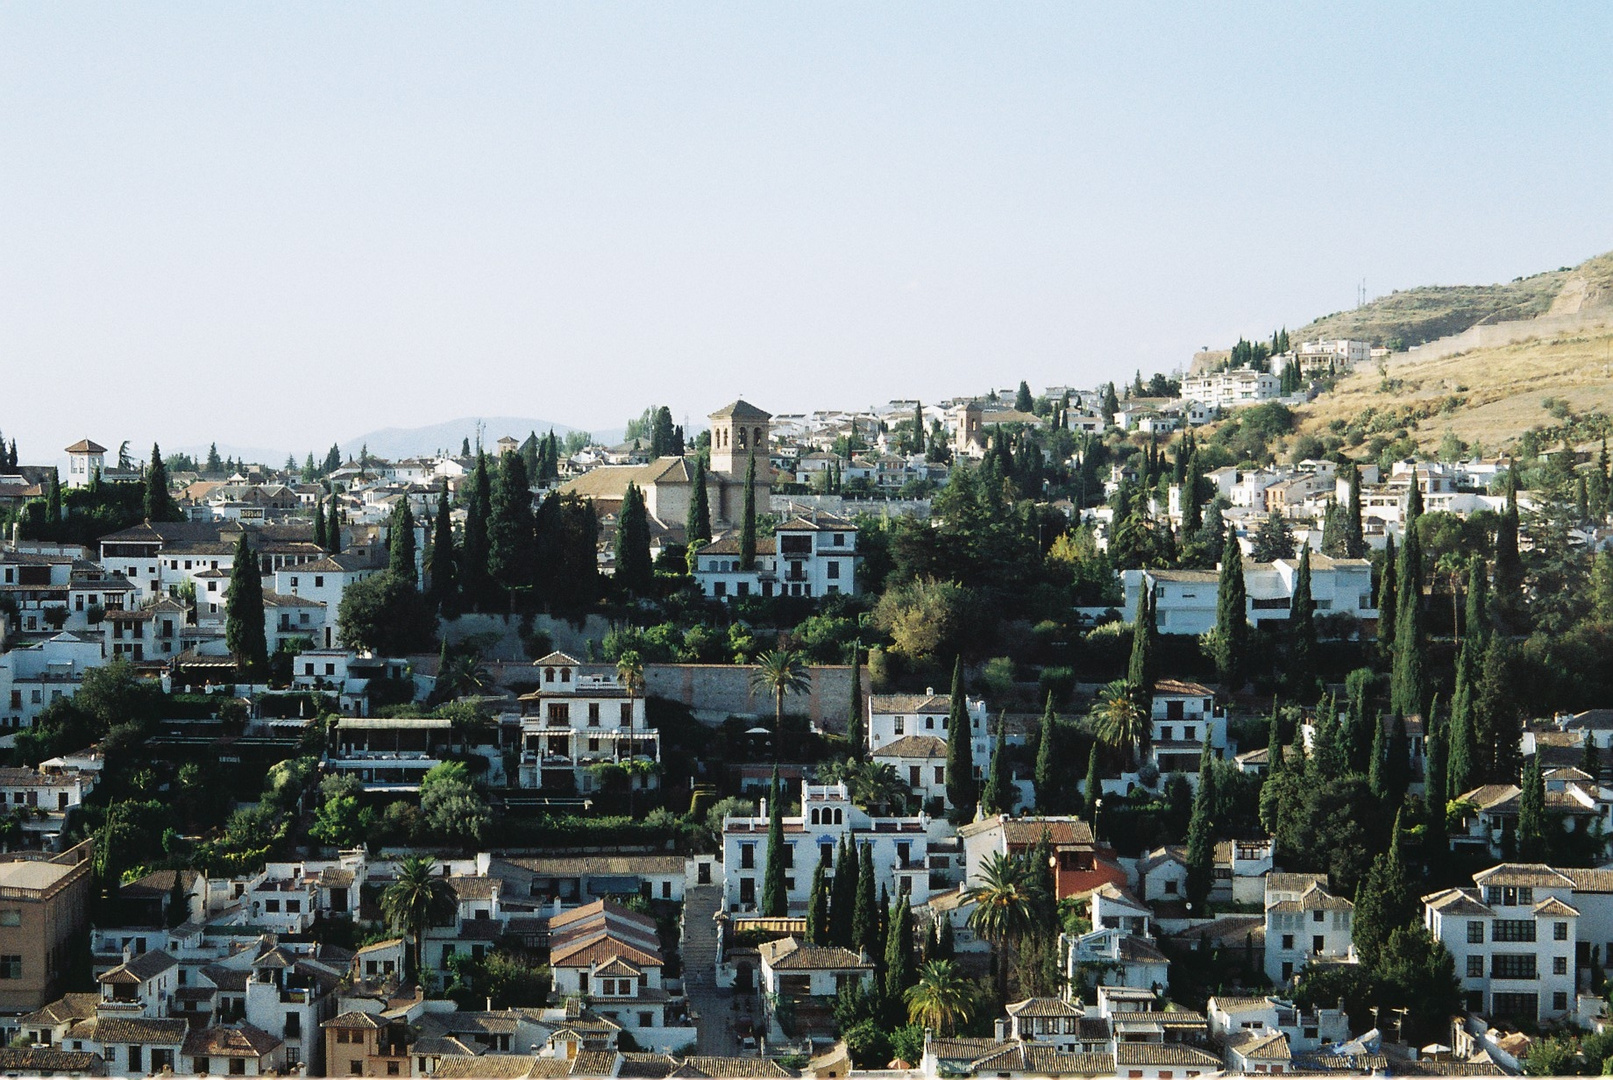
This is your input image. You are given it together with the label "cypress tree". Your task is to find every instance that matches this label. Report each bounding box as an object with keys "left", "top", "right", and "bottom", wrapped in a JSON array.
[
  {"left": 1424, "top": 698, "right": 1448, "bottom": 855},
  {"left": 686, "top": 459, "right": 712, "bottom": 545},
  {"left": 981, "top": 717, "right": 1011, "bottom": 816},
  {"left": 1034, "top": 693, "right": 1058, "bottom": 811},
  {"left": 846, "top": 647, "right": 865, "bottom": 758},
  {"left": 1184, "top": 732, "right": 1217, "bottom": 913},
  {"left": 1345, "top": 464, "right": 1366, "bottom": 557},
  {"left": 1390, "top": 525, "right": 1425, "bottom": 719},
  {"left": 1352, "top": 810, "right": 1414, "bottom": 967},
  {"left": 1183, "top": 449, "right": 1204, "bottom": 536},
  {"left": 884, "top": 886, "right": 915, "bottom": 998},
  {"left": 1448, "top": 644, "right": 1477, "bottom": 797},
  {"left": 165, "top": 869, "right": 188, "bottom": 929},
  {"left": 806, "top": 854, "right": 830, "bottom": 944},
  {"left": 911, "top": 402, "right": 926, "bottom": 455},
  {"left": 1385, "top": 711, "right": 1411, "bottom": 808},
  {"left": 313, "top": 496, "right": 327, "bottom": 551},
  {"left": 739, "top": 453, "right": 757, "bottom": 571},
  {"left": 1493, "top": 468, "right": 1525, "bottom": 632},
  {"left": 143, "top": 444, "right": 179, "bottom": 521},
  {"left": 614, "top": 482, "right": 654, "bottom": 595},
  {"left": 1517, "top": 755, "right": 1547, "bottom": 861},
  {"left": 1128, "top": 582, "right": 1156, "bottom": 719},
  {"left": 389, "top": 499, "right": 418, "bottom": 585},
  {"left": 1368, "top": 714, "right": 1388, "bottom": 799},
  {"left": 1584, "top": 737, "right": 1603, "bottom": 785},
  {"left": 428, "top": 484, "right": 457, "bottom": 613},
  {"left": 1214, "top": 527, "right": 1248, "bottom": 689},
  {"left": 1083, "top": 742, "right": 1101, "bottom": 823},
  {"left": 830, "top": 838, "right": 858, "bottom": 947},
  {"left": 944, "top": 657, "right": 976, "bottom": 822},
  {"left": 1464, "top": 558, "right": 1490, "bottom": 649},
  {"left": 224, "top": 534, "right": 267, "bottom": 677},
  {"left": 326, "top": 491, "right": 342, "bottom": 554},
  {"left": 1266, "top": 704, "right": 1284, "bottom": 778},
  {"left": 935, "top": 915, "right": 955, "bottom": 960},
  {"left": 461, "top": 454, "right": 492, "bottom": 609},
  {"left": 488, "top": 451, "right": 535, "bottom": 599},
  {"left": 1376, "top": 534, "right": 1398, "bottom": 658},
  {"left": 46, "top": 469, "right": 61, "bottom": 525},
  {"left": 761, "top": 768, "right": 787, "bottom": 916},
  {"left": 1289, "top": 548, "right": 1317, "bottom": 701},
  {"left": 853, "top": 842, "right": 878, "bottom": 958}
]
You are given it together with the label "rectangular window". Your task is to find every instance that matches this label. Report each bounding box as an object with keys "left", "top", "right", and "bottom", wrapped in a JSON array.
[
  {"left": 1491, "top": 992, "right": 1538, "bottom": 1018},
  {"left": 1467, "top": 955, "right": 1484, "bottom": 978},
  {"left": 1491, "top": 953, "right": 1537, "bottom": 979},
  {"left": 0, "top": 955, "right": 20, "bottom": 979},
  {"left": 588, "top": 703, "right": 601, "bottom": 726},
  {"left": 934, "top": 766, "right": 945, "bottom": 784},
  {"left": 740, "top": 844, "right": 755, "bottom": 869},
  {"left": 1554, "top": 956, "right": 1568, "bottom": 975},
  {"left": 1467, "top": 921, "right": 1485, "bottom": 944},
  {"left": 827, "top": 561, "right": 840, "bottom": 580},
  {"left": 0, "top": 910, "right": 19, "bottom": 927},
  {"left": 1493, "top": 920, "right": 1536, "bottom": 943},
  {"left": 1555, "top": 991, "right": 1569, "bottom": 1011},
  {"left": 1555, "top": 922, "right": 1569, "bottom": 941}
]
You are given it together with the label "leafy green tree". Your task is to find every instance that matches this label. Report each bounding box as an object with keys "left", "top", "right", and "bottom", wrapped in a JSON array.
[
  {"left": 1250, "top": 510, "right": 1296, "bottom": 562},
  {"left": 944, "top": 657, "right": 976, "bottom": 822},
  {"left": 389, "top": 499, "right": 418, "bottom": 585},
  {"left": 310, "top": 793, "right": 372, "bottom": 848},
  {"left": 337, "top": 571, "right": 436, "bottom": 656},
  {"left": 614, "top": 481, "right": 654, "bottom": 595},
  {"left": 224, "top": 534, "right": 267, "bottom": 677},
  {"left": 1375, "top": 926, "right": 1461, "bottom": 1044},
  {"left": 428, "top": 484, "right": 457, "bottom": 613},
  {"left": 1184, "top": 733, "right": 1217, "bottom": 913},
  {"left": 761, "top": 768, "right": 787, "bottom": 917},
  {"left": 1212, "top": 529, "right": 1248, "bottom": 689},
  {"left": 686, "top": 459, "right": 712, "bottom": 544},
  {"left": 381, "top": 854, "right": 456, "bottom": 982},
  {"left": 740, "top": 453, "right": 757, "bottom": 570}
]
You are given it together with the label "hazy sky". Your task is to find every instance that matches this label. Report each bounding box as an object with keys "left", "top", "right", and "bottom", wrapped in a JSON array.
[{"left": 4, "top": 3, "right": 1612, "bottom": 461}]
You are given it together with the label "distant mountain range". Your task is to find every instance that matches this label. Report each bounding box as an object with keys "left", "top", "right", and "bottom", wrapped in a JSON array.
[{"left": 339, "top": 417, "right": 623, "bottom": 462}]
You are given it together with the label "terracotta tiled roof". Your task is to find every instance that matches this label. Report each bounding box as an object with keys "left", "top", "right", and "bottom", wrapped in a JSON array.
[
  {"left": 181, "top": 1023, "right": 281, "bottom": 1058},
  {"left": 1473, "top": 863, "right": 1575, "bottom": 889},
  {"left": 757, "top": 937, "right": 871, "bottom": 971},
  {"left": 872, "top": 735, "right": 948, "bottom": 759}
]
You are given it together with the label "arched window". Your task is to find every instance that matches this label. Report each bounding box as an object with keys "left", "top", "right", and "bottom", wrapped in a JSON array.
[
  {"left": 736, "top": 428, "right": 746, "bottom": 449},
  {"left": 754, "top": 427, "right": 763, "bottom": 447},
  {"left": 544, "top": 667, "right": 555, "bottom": 683},
  {"left": 810, "top": 808, "right": 820, "bottom": 825},
  {"left": 561, "top": 667, "right": 571, "bottom": 683}
]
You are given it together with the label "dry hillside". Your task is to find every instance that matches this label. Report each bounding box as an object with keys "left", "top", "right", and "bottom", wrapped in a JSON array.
[{"left": 1292, "top": 320, "right": 1613, "bottom": 456}]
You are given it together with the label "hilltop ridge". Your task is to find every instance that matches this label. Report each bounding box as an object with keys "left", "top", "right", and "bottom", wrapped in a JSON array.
[{"left": 1294, "top": 250, "right": 1613, "bottom": 350}]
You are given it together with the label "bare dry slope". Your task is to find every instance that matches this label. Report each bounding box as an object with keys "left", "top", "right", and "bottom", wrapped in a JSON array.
[{"left": 1293, "top": 320, "right": 1613, "bottom": 454}]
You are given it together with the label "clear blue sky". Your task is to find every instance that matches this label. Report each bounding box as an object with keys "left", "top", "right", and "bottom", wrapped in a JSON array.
[{"left": 3, "top": 3, "right": 1611, "bottom": 460}]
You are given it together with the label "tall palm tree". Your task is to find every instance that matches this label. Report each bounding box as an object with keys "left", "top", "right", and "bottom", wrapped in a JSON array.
[
  {"left": 1091, "top": 679, "right": 1149, "bottom": 768},
  {"left": 964, "top": 851, "right": 1038, "bottom": 1002},
  {"left": 750, "top": 648, "right": 810, "bottom": 763},
  {"left": 905, "top": 959, "right": 975, "bottom": 1035},
  {"left": 381, "top": 854, "right": 455, "bottom": 985},
  {"left": 616, "top": 650, "right": 646, "bottom": 815}
]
